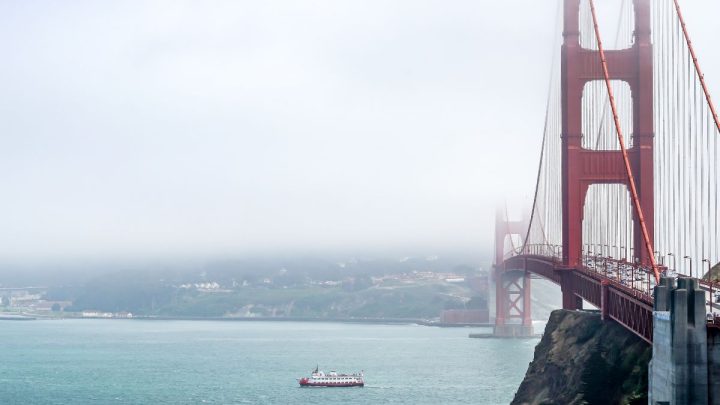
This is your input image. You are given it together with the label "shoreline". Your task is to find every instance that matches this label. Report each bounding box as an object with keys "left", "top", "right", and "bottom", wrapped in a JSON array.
[
  {"left": 5, "top": 314, "right": 494, "bottom": 328},
  {"left": 134, "top": 316, "right": 494, "bottom": 328}
]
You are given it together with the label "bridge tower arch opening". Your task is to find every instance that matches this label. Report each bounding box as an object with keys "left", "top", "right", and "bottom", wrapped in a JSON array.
[
  {"left": 581, "top": 80, "right": 634, "bottom": 151},
  {"left": 582, "top": 184, "right": 635, "bottom": 263}
]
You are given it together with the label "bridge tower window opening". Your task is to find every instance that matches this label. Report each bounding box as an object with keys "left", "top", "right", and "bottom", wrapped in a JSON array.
[
  {"left": 581, "top": 80, "right": 634, "bottom": 150},
  {"left": 582, "top": 184, "right": 634, "bottom": 263},
  {"left": 579, "top": 0, "right": 635, "bottom": 51}
]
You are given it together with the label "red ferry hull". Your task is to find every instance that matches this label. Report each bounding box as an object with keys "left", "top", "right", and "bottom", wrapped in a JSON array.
[{"left": 299, "top": 381, "right": 364, "bottom": 387}]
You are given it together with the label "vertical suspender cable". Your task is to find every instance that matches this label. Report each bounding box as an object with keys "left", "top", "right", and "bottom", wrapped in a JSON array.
[
  {"left": 673, "top": 0, "right": 720, "bottom": 134},
  {"left": 672, "top": 0, "right": 720, "bottom": 274},
  {"left": 523, "top": 0, "right": 562, "bottom": 255}
]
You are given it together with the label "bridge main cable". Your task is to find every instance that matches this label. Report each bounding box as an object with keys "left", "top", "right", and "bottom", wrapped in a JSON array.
[{"left": 588, "top": 0, "right": 660, "bottom": 283}]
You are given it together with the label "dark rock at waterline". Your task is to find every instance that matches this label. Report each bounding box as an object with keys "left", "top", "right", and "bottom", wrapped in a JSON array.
[{"left": 511, "top": 309, "right": 650, "bottom": 405}]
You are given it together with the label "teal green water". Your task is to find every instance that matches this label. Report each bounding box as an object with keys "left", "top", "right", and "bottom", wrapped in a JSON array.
[{"left": 0, "top": 320, "right": 538, "bottom": 404}]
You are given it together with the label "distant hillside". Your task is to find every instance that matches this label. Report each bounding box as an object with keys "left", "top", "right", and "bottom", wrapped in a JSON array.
[
  {"left": 30, "top": 253, "right": 490, "bottom": 319},
  {"left": 150, "top": 281, "right": 473, "bottom": 319}
]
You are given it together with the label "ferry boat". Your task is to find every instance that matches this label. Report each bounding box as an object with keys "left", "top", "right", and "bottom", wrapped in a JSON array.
[{"left": 298, "top": 366, "right": 364, "bottom": 387}]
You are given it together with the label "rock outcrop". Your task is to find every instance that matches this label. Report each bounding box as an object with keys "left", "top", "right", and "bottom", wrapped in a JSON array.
[{"left": 511, "top": 309, "right": 650, "bottom": 405}]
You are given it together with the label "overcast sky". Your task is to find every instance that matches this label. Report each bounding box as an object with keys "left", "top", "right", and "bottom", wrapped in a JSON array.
[{"left": 0, "top": 0, "right": 718, "bottom": 262}]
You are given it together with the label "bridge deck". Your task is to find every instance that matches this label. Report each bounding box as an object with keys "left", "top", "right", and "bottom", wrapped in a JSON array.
[{"left": 504, "top": 254, "right": 657, "bottom": 343}]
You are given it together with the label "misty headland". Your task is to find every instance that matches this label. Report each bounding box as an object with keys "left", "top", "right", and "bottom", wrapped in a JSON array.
[{"left": 0, "top": 250, "right": 494, "bottom": 321}]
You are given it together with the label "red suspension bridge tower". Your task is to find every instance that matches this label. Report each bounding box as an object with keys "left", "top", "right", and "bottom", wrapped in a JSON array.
[
  {"left": 493, "top": 0, "right": 656, "bottom": 333},
  {"left": 559, "top": 0, "right": 655, "bottom": 310},
  {"left": 493, "top": 208, "right": 533, "bottom": 337},
  {"left": 491, "top": 0, "right": 720, "bottom": 400}
]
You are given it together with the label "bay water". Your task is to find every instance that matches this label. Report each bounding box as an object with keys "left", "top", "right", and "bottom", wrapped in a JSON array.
[{"left": 0, "top": 320, "right": 538, "bottom": 404}]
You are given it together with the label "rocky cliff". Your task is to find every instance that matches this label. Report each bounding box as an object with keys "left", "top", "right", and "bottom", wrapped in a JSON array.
[{"left": 511, "top": 309, "right": 651, "bottom": 405}]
